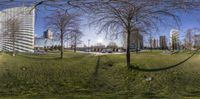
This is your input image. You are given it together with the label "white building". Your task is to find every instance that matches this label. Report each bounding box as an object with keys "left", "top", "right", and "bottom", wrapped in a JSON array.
[
  {"left": 43, "top": 29, "right": 53, "bottom": 39},
  {"left": 0, "top": 6, "right": 35, "bottom": 52},
  {"left": 170, "top": 29, "right": 179, "bottom": 50},
  {"left": 35, "top": 30, "right": 61, "bottom": 49}
]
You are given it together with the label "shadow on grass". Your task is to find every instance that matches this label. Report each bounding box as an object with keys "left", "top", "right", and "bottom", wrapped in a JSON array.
[
  {"left": 130, "top": 48, "right": 200, "bottom": 72},
  {"left": 183, "top": 91, "right": 200, "bottom": 97},
  {"left": 17, "top": 54, "right": 61, "bottom": 60},
  {"left": 90, "top": 55, "right": 101, "bottom": 89},
  {"left": 142, "top": 92, "right": 166, "bottom": 99}
]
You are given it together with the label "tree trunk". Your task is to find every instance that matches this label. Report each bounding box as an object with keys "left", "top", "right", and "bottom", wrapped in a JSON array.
[
  {"left": 12, "top": 40, "right": 15, "bottom": 56},
  {"left": 74, "top": 45, "right": 76, "bottom": 52},
  {"left": 126, "top": 28, "right": 131, "bottom": 69},
  {"left": 60, "top": 31, "right": 64, "bottom": 59},
  {"left": 74, "top": 35, "right": 77, "bottom": 53}
]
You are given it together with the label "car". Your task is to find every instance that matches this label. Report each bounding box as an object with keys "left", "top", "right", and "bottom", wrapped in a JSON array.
[
  {"left": 107, "top": 49, "right": 112, "bottom": 53},
  {"left": 85, "top": 49, "right": 91, "bottom": 52},
  {"left": 101, "top": 49, "right": 112, "bottom": 53},
  {"left": 101, "top": 49, "right": 106, "bottom": 53}
]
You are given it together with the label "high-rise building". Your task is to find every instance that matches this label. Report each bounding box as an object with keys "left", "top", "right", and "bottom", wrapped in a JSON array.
[
  {"left": 152, "top": 38, "right": 156, "bottom": 48},
  {"left": 123, "top": 29, "right": 143, "bottom": 49},
  {"left": 170, "top": 29, "right": 179, "bottom": 50},
  {"left": 160, "top": 36, "right": 167, "bottom": 49},
  {"left": 150, "top": 38, "right": 158, "bottom": 49},
  {"left": 0, "top": 6, "right": 35, "bottom": 52},
  {"left": 194, "top": 35, "right": 200, "bottom": 48},
  {"left": 35, "top": 30, "right": 60, "bottom": 49},
  {"left": 43, "top": 29, "right": 53, "bottom": 39}
]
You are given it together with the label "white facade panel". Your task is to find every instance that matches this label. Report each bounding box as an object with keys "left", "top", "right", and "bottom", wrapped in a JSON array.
[{"left": 0, "top": 6, "right": 35, "bottom": 53}]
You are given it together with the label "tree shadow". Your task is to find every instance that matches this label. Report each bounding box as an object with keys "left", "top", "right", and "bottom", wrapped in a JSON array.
[
  {"left": 90, "top": 55, "right": 101, "bottom": 89},
  {"left": 130, "top": 48, "right": 200, "bottom": 72},
  {"left": 183, "top": 91, "right": 200, "bottom": 97},
  {"left": 142, "top": 92, "right": 166, "bottom": 99}
]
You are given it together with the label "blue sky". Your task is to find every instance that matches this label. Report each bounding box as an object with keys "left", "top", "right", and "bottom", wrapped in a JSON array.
[
  {"left": 2, "top": 1, "right": 200, "bottom": 47},
  {"left": 35, "top": 7, "right": 200, "bottom": 47},
  {"left": 35, "top": 7, "right": 115, "bottom": 47}
]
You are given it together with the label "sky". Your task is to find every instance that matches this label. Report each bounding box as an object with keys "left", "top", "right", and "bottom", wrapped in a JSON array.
[
  {"left": 1, "top": 1, "right": 200, "bottom": 47},
  {"left": 34, "top": 5, "right": 200, "bottom": 47},
  {"left": 35, "top": 6, "right": 119, "bottom": 47}
]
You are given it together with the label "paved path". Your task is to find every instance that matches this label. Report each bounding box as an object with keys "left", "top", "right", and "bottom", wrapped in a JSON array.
[{"left": 77, "top": 51, "right": 125, "bottom": 56}]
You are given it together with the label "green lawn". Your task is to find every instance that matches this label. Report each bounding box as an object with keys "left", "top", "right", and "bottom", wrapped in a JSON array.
[{"left": 0, "top": 51, "right": 200, "bottom": 98}]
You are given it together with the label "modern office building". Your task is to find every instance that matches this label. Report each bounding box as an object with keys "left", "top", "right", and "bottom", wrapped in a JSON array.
[
  {"left": 194, "top": 34, "right": 200, "bottom": 48},
  {"left": 35, "top": 30, "right": 61, "bottom": 49},
  {"left": 0, "top": 6, "right": 35, "bottom": 52},
  {"left": 170, "top": 29, "right": 179, "bottom": 50},
  {"left": 160, "top": 36, "right": 167, "bottom": 49},
  {"left": 123, "top": 29, "right": 143, "bottom": 50},
  {"left": 34, "top": 38, "right": 60, "bottom": 49},
  {"left": 43, "top": 29, "right": 53, "bottom": 39},
  {"left": 150, "top": 37, "right": 158, "bottom": 49}
]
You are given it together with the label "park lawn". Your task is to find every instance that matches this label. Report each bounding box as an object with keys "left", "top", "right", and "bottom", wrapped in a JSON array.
[{"left": 0, "top": 51, "right": 200, "bottom": 98}]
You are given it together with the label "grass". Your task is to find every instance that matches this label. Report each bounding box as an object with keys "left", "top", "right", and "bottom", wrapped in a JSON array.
[{"left": 0, "top": 50, "right": 200, "bottom": 98}]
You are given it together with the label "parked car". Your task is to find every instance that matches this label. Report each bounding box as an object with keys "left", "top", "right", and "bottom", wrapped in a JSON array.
[
  {"left": 101, "top": 49, "right": 106, "bottom": 53},
  {"left": 85, "top": 49, "right": 91, "bottom": 52},
  {"left": 107, "top": 49, "right": 112, "bottom": 53},
  {"left": 101, "top": 49, "right": 112, "bottom": 53}
]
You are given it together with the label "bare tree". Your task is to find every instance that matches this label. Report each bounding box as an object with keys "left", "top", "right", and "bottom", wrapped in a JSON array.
[
  {"left": 69, "top": 28, "right": 83, "bottom": 52},
  {"left": 46, "top": 11, "right": 80, "bottom": 59},
  {"left": 88, "top": 1, "right": 184, "bottom": 69},
  {"left": 3, "top": 18, "right": 21, "bottom": 56}
]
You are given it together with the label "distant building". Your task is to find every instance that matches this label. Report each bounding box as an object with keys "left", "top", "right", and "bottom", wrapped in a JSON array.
[
  {"left": 151, "top": 38, "right": 156, "bottom": 49},
  {"left": 160, "top": 36, "right": 167, "bottom": 49},
  {"left": 107, "top": 42, "right": 117, "bottom": 48},
  {"left": 123, "top": 28, "right": 143, "bottom": 49},
  {"left": 35, "top": 30, "right": 60, "bottom": 49},
  {"left": 150, "top": 37, "right": 159, "bottom": 49},
  {"left": 170, "top": 29, "right": 179, "bottom": 50},
  {"left": 91, "top": 43, "right": 106, "bottom": 52},
  {"left": 34, "top": 30, "right": 59, "bottom": 49},
  {"left": 34, "top": 38, "right": 60, "bottom": 49},
  {"left": 93, "top": 43, "right": 106, "bottom": 48},
  {"left": 194, "top": 35, "right": 200, "bottom": 48},
  {"left": 43, "top": 29, "right": 53, "bottom": 39}
]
